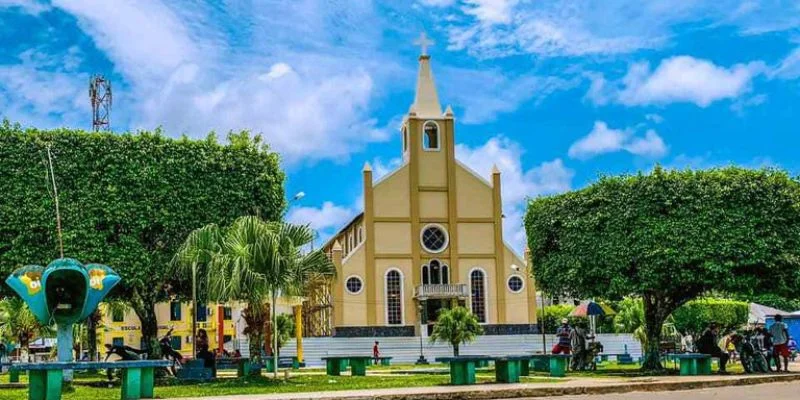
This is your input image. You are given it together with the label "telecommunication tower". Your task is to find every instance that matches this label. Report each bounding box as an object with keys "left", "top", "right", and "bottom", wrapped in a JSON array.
[{"left": 89, "top": 75, "right": 112, "bottom": 131}]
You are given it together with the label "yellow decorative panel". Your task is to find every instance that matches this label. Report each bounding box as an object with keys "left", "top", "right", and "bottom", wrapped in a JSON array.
[
  {"left": 457, "top": 223, "right": 495, "bottom": 254},
  {"left": 374, "top": 222, "right": 411, "bottom": 254},
  {"left": 419, "top": 191, "right": 448, "bottom": 219},
  {"left": 341, "top": 245, "right": 368, "bottom": 326},
  {"left": 455, "top": 165, "right": 493, "bottom": 218},
  {"left": 418, "top": 150, "right": 447, "bottom": 187},
  {"left": 374, "top": 165, "right": 410, "bottom": 218}
]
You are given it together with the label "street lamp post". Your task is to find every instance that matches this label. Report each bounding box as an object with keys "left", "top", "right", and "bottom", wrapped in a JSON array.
[{"left": 416, "top": 303, "right": 428, "bottom": 364}]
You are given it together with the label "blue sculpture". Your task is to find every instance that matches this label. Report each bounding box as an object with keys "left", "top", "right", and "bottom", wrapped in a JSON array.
[{"left": 6, "top": 258, "right": 120, "bottom": 380}]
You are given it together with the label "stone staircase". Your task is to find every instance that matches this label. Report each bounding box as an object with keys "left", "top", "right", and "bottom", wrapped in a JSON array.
[{"left": 239, "top": 334, "right": 641, "bottom": 367}]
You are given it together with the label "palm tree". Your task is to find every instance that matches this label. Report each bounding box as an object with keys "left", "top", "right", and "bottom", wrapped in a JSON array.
[
  {"left": 173, "top": 216, "right": 334, "bottom": 378},
  {"left": 429, "top": 306, "right": 483, "bottom": 356},
  {"left": 0, "top": 297, "right": 52, "bottom": 361}
]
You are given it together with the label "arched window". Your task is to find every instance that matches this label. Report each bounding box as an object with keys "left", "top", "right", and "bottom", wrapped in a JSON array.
[
  {"left": 423, "top": 121, "right": 439, "bottom": 150},
  {"left": 422, "top": 265, "right": 430, "bottom": 285},
  {"left": 441, "top": 265, "right": 449, "bottom": 284},
  {"left": 430, "top": 260, "right": 441, "bottom": 284},
  {"left": 402, "top": 126, "right": 409, "bottom": 153},
  {"left": 386, "top": 270, "right": 403, "bottom": 325},
  {"left": 470, "top": 269, "right": 487, "bottom": 323}
]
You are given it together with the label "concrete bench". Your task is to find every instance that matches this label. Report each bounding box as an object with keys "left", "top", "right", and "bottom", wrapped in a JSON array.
[
  {"left": 667, "top": 353, "right": 712, "bottom": 376},
  {"left": 371, "top": 356, "right": 393, "bottom": 366},
  {"left": 597, "top": 353, "right": 633, "bottom": 363},
  {"left": 11, "top": 360, "right": 169, "bottom": 400},
  {"left": 435, "top": 355, "right": 531, "bottom": 385},
  {"left": 529, "top": 354, "right": 572, "bottom": 377},
  {"left": 175, "top": 359, "right": 213, "bottom": 382},
  {"left": 264, "top": 356, "right": 300, "bottom": 372},
  {"left": 321, "top": 356, "right": 373, "bottom": 376}
]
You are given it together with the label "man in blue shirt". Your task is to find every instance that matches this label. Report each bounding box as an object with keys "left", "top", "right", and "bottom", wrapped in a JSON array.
[{"left": 552, "top": 318, "right": 572, "bottom": 354}]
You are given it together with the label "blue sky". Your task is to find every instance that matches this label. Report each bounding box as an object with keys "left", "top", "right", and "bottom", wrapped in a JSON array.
[{"left": 2, "top": 1, "right": 800, "bottom": 252}]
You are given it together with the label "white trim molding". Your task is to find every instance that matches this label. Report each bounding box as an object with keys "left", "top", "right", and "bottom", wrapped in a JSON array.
[{"left": 506, "top": 274, "right": 525, "bottom": 294}]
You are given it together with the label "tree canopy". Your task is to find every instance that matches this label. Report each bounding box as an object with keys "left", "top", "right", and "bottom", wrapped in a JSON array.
[
  {"left": 671, "top": 298, "right": 749, "bottom": 336},
  {"left": 0, "top": 122, "right": 285, "bottom": 352},
  {"left": 525, "top": 166, "right": 800, "bottom": 369}
]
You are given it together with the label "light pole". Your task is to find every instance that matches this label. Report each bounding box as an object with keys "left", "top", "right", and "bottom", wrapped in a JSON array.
[{"left": 416, "top": 303, "right": 428, "bottom": 364}]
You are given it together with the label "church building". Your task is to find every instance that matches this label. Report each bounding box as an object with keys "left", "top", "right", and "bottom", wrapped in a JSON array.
[{"left": 322, "top": 46, "right": 537, "bottom": 337}]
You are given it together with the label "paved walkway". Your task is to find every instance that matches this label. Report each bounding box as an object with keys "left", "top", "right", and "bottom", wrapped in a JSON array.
[
  {"left": 168, "top": 373, "right": 800, "bottom": 400},
  {"left": 508, "top": 380, "right": 800, "bottom": 400}
]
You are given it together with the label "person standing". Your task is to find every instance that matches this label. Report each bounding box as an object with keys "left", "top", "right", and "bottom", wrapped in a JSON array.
[
  {"left": 769, "top": 315, "right": 791, "bottom": 372},
  {"left": 681, "top": 331, "right": 694, "bottom": 353},
  {"left": 569, "top": 321, "right": 588, "bottom": 371},
  {"left": 552, "top": 318, "right": 572, "bottom": 355},
  {"left": 696, "top": 322, "right": 729, "bottom": 374}
]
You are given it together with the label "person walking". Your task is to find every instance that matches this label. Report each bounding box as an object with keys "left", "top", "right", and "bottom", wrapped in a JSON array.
[
  {"left": 696, "top": 322, "right": 729, "bottom": 374},
  {"left": 373, "top": 341, "right": 380, "bottom": 365},
  {"left": 552, "top": 318, "right": 572, "bottom": 355},
  {"left": 769, "top": 315, "right": 791, "bottom": 372}
]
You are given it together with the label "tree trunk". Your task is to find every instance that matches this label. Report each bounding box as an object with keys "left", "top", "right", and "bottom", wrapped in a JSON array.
[
  {"left": 272, "top": 293, "right": 278, "bottom": 379},
  {"left": 264, "top": 305, "right": 272, "bottom": 357},
  {"left": 242, "top": 304, "right": 265, "bottom": 365},
  {"left": 132, "top": 297, "right": 160, "bottom": 359},
  {"left": 87, "top": 311, "right": 99, "bottom": 361},
  {"left": 453, "top": 343, "right": 459, "bottom": 357},
  {"left": 641, "top": 293, "right": 671, "bottom": 371}
]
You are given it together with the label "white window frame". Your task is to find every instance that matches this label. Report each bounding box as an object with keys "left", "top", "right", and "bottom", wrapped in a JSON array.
[
  {"left": 468, "top": 267, "right": 489, "bottom": 324},
  {"left": 422, "top": 120, "right": 441, "bottom": 151},
  {"left": 506, "top": 274, "right": 525, "bottom": 293},
  {"left": 345, "top": 275, "right": 364, "bottom": 295},
  {"left": 420, "top": 223, "right": 449, "bottom": 254},
  {"left": 384, "top": 268, "right": 405, "bottom": 326}
]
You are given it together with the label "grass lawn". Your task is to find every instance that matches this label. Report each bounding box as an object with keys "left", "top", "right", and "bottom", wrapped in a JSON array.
[{"left": 0, "top": 371, "right": 559, "bottom": 400}]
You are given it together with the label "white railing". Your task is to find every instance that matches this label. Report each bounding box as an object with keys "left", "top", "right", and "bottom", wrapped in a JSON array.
[{"left": 414, "top": 284, "right": 469, "bottom": 299}]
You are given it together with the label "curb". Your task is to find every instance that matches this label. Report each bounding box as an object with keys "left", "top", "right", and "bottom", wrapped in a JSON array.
[{"left": 270, "top": 374, "right": 800, "bottom": 400}]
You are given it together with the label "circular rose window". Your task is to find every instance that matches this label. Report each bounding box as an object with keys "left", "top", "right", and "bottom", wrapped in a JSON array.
[
  {"left": 420, "top": 224, "right": 448, "bottom": 253},
  {"left": 345, "top": 276, "right": 363, "bottom": 295}
]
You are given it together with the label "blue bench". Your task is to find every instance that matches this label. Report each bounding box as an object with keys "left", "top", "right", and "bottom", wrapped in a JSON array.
[{"left": 11, "top": 360, "right": 170, "bottom": 400}]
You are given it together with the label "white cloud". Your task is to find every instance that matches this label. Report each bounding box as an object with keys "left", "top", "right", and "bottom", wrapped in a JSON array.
[
  {"left": 32, "top": 0, "right": 399, "bottom": 165},
  {"left": 461, "top": 0, "right": 518, "bottom": 25},
  {"left": 568, "top": 121, "right": 667, "bottom": 160},
  {"left": 372, "top": 156, "right": 403, "bottom": 181},
  {"left": 441, "top": 66, "right": 579, "bottom": 124},
  {"left": 618, "top": 56, "right": 765, "bottom": 107},
  {"left": 418, "top": 0, "right": 456, "bottom": 7},
  {"left": 456, "top": 136, "right": 574, "bottom": 253},
  {"left": 585, "top": 56, "right": 766, "bottom": 108},
  {"left": 773, "top": 47, "right": 800, "bottom": 79},
  {"left": 645, "top": 113, "right": 664, "bottom": 124},
  {"left": 0, "top": 0, "right": 49, "bottom": 14},
  {"left": 440, "top": 1, "right": 800, "bottom": 59}
]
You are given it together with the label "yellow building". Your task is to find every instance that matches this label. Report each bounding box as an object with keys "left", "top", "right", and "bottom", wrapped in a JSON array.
[
  {"left": 99, "top": 302, "right": 239, "bottom": 357},
  {"left": 322, "top": 49, "right": 537, "bottom": 337}
]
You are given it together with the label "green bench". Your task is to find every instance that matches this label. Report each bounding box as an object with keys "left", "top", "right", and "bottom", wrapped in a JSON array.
[
  {"left": 667, "top": 353, "right": 712, "bottom": 376},
  {"left": 435, "top": 355, "right": 531, "bottom": 385},
  {"left": 11, "top": 360, "right": 170, "bottom": 400},
  {"left": 529, "top": 354, "right": 571, "bottom": 377},
  {"left": 321, "top": 356, "right": 373, "bottom": 376},
  {"left": 264, "top": 356, "right": 300, "bottom": 372},
  {"left": 371, "top": 356, "right": 393, "bottom": 366}
]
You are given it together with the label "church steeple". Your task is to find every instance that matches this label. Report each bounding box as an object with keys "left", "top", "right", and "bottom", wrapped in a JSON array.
[{"left": 410, "top": 32, "right": 442, "bottom": 118}]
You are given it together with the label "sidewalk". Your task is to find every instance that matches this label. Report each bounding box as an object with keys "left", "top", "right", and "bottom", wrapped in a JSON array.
[{"left": 168, "top": 373, "right": 800, "bottom": 400}]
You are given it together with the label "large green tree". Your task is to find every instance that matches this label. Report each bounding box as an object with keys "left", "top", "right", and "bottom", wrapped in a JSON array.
[
  {"left": 525, "top": 167, "right": 800, "bottom": 370},
  {"left": 0, "top": 122, "right": 285, "bottom": 356}
]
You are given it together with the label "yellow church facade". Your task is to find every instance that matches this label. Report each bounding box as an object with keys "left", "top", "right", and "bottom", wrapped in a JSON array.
[{"left": 322, "top": 51, "right": 537, "bottom": 337}]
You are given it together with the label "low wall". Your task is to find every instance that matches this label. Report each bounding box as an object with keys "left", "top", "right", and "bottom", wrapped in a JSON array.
[{"left": 243, "top": 334, "right": 642, "bottom": 367}]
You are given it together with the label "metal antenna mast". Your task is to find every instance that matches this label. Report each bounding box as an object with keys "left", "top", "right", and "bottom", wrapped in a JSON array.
[{"left": 89, "top": 75, "right": 112, "bottom": 131}]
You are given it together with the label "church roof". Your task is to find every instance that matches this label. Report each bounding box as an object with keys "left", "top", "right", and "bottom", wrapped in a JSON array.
[{"left": 411, "top": 55, "right": 442, "bottom": 118}]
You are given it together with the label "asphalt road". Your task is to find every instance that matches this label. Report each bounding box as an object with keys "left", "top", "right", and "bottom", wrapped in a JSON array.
[{"left": 511, "top": 381, "right": 800, "bottom": 400}]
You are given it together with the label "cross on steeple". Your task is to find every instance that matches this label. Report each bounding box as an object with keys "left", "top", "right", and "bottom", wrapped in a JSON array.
[{"left": 414, "top": 32, "right": 434, "bottom": 56}]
